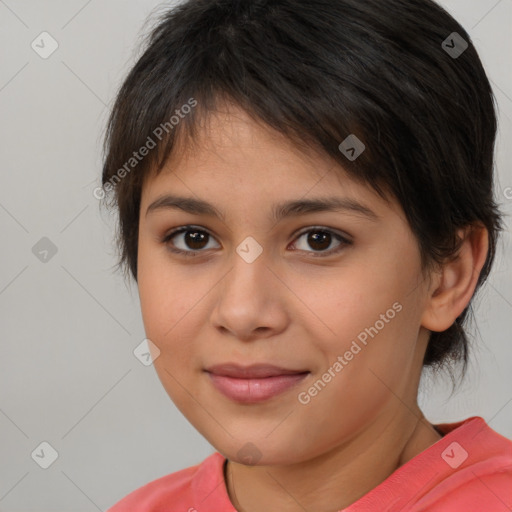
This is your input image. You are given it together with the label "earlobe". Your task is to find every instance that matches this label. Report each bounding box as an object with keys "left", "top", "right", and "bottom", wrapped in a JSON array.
[{"left": 421, "top": 224, "right": 489, "bottom": 332}]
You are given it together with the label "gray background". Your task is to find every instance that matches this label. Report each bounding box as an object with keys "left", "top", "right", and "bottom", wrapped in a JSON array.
[{"left": 0, "top": 0, "right": 511, "bottom": 510}]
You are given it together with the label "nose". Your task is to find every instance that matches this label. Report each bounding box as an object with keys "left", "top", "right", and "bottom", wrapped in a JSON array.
[{"left": 210, "top": 247, "right": 288, "bottom": 341}]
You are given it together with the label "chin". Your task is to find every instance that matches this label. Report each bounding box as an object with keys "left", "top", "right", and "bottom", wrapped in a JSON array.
[{"left": 204, "top": 431, "right": 311, "bottom": 467}]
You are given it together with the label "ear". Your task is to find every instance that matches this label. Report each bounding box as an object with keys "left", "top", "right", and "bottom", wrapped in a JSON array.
[{"left": 421, "top": 224, "right": 489, "bottom": 332}]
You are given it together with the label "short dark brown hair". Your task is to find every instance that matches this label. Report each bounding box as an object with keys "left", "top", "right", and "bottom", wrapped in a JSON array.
[{"left": 101, "top": 0, "right": 503, "bottom": 381}]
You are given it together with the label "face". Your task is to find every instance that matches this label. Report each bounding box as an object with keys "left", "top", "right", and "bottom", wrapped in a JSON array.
[{"left": 137, "top": 103, "right": 433, "bottom": 465}]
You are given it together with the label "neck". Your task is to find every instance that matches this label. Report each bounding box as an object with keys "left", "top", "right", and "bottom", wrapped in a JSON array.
[{"left": 224, "top": 406, "right": 442, "bottom": 512}]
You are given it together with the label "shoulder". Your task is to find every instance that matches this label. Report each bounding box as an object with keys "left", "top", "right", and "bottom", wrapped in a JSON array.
[
  {"left": 346, "top": 417, "right": 512, "bottom": 512},
  {"left": 411, "top": 417, "right": 512, "bottom": 511},
  {"left": 106, "top": 452, "right": 226, "bottom": 512},
  {"left": 412, "top": 464, "right": 512, "bottom": 511}
]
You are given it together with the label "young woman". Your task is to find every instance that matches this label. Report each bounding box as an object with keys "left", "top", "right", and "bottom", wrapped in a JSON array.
[{"left": 101, "top": 0, "right": 512, "bottom": 510}]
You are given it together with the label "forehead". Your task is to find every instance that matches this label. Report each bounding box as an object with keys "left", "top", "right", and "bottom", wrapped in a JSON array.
[
  {"left": 141, "top": 102, "right": 397, "bottom": 219},
  {"left": 164, "top": 103, "right": 334, "bottom": 180}
]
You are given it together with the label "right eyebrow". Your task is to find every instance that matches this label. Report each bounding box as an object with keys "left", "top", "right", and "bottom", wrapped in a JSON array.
[{"left": 145, "top": 195, "right": 225, "bottom": 220}]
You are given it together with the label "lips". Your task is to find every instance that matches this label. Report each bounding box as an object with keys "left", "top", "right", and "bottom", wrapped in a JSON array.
[
  {"left": 204, "top": 363, "right": 309, "bottom": 403},
  {"left": 205, "top": 363, "right": 308, "bottom": 378}
]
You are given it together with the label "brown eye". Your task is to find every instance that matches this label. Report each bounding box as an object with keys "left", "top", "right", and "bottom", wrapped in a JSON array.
[
  {"left": 162, "top": 227, "right": 220, "bottom": 256},
  {"left": 183, "top": 230, "right": 209, "bottom": 250},
  {"left": 291, "top": 228, "right": 351, "bottom": 256},
  {"left": 306, "top": 231, "right": 332, "bottom": 251}
]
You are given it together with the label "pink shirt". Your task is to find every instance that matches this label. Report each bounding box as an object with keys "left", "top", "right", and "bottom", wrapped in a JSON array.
[{"left": 107, "top": 416, "right": 512, "bottom": 511}]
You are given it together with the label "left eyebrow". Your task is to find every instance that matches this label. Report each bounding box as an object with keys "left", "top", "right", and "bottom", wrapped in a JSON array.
[
  {"left": 145, "top": 194, "right": 380, "bottom": 222},
  {"left": 271, "top": 197, "right": 379, "bottom": 222}
]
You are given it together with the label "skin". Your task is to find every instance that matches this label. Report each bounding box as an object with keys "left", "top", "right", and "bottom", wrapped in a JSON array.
[{"left": 137, "top": 101, "right": 489, "bottom": 512}]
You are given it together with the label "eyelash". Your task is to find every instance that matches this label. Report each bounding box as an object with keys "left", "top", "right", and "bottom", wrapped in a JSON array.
[{"left": 160, "top": 225, "right": 352, "bottom": 258}]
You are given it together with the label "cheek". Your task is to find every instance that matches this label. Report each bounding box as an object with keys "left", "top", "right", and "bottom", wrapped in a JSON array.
[
  {"left": 137, "top": 242, "right": 201, "bottom": 357},
  {"left": 290, "top": 263, "right": 400, "bottom": 342},
  {"left": 294, "top": 251, "right": 423, "bottom": 371},
  {"left": 137, "top": 253, "right": 206, "bottom": 412}
]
